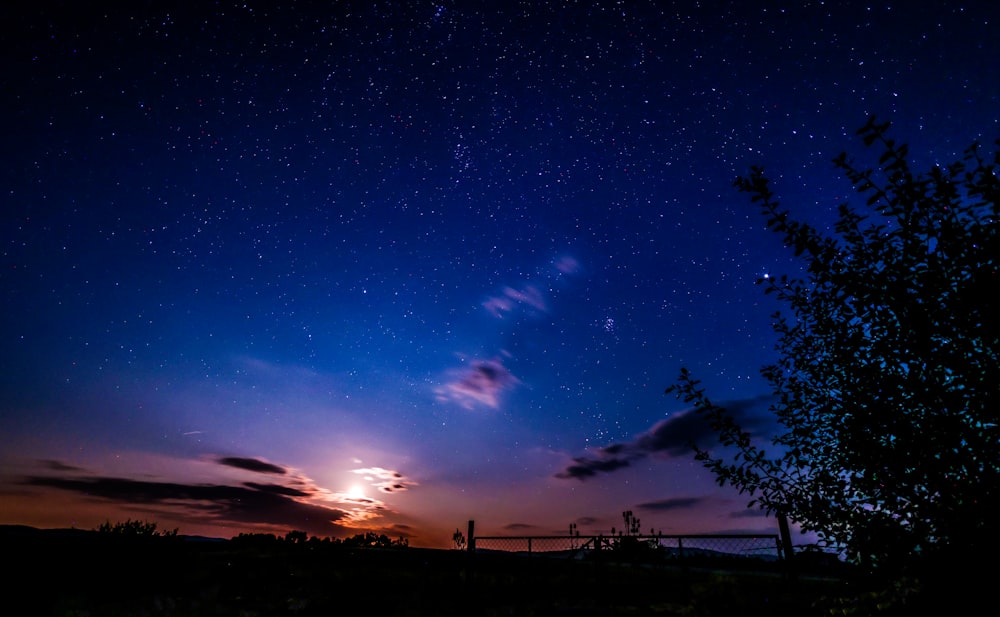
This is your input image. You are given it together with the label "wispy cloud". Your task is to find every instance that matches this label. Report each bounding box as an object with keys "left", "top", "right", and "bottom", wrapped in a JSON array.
[
  {"left": 435, "top": 358, "right": 519, "bottom": 410},
  {"left": 553, "top": 256, "right": 580, "bottom": 275},
  {"left": 556, "top": 395, "right": 774, "bottom": 480},
  {"left": 352, "top": 467, "right": 416, "bottom": 493},
  {"left": 729, "top": 507, "right": 771, "bottom": 519},
  {"left": 40, "top": 459, "right": 84, "bottom": 472},
  {"left": 438, "top": 254, "right": 581, "bottom": 412},
  {"left": 483, "top": 284, "right": 547, "bottom": 318},
  {"left": 482, "top": 254, "right": 581, "bottom": 319}
]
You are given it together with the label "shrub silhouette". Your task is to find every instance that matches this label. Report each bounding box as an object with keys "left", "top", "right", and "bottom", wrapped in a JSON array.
[{"left": 97, "top": 518, "right": 178, "bottom": 538}]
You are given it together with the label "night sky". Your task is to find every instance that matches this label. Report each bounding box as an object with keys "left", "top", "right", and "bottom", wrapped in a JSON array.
[{"left": 2, "top": 1, "right": 998, "bottom": 548}]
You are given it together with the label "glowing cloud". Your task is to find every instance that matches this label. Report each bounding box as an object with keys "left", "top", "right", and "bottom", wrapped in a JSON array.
[
  {"left": 352, "top": 467, "right": 416, "bottom": 493},
  {"left": 436, "top": 358, "right": 519, "bottom": 410}
]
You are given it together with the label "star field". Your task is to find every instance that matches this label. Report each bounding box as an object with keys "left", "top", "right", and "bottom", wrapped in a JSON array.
[{"left": 2, "top": 1, "right": 998, "bottom": 547}]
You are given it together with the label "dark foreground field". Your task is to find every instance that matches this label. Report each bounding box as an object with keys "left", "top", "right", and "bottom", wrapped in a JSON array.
[{"left": 4, "top": 526, "right": 874, "bottom": 616}]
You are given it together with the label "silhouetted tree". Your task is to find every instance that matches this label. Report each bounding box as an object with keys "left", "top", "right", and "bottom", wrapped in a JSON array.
[
  {"left": 97, "top": 519, "right": 178, "bottom": 538},
  {"left": 232, "top": 532, "right": 279, "bottom": 546},
  {"left": 340, "top": 531, "right": 408, "bottom": 548},
  {"left": 667, "top": 117, "right": 999, "bottom": 578},
  {"left": 452, "top": 528, "right": 467, "bottom": 551}
]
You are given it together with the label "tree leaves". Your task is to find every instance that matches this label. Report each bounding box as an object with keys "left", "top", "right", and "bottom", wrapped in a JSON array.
[{"left": 668, "top": 117, "right": 1000, "bottom": 574}]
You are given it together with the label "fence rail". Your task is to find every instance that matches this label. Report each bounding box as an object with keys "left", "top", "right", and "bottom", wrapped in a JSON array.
[{"left": 472, "top": 532, "right": 783, "bottom": 562}]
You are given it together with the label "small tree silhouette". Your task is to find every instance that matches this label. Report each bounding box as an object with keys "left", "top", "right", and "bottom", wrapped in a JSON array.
[{"left": 452, "top": 528, "right": 466, "bottom": 551}]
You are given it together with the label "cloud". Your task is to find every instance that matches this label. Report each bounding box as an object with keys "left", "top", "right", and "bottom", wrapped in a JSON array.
[
  {"left": 217, "top": 456, "right": 288, "bottom": 475},
  {"left": 243, "top": 482, "right": 312, "bottom": 498},
  {"left": 40, "top": 459, "right": 84, "bottom": 472},
  {"left": 352, "top": 467, "right": 416, "bottom": 493},
  {"left": 18, "top": 452, "right": 408, "bottom": 538},
  {"left": 24, "top": 474, "right": 352, "bottom": 536},
  {"left": 439, "top": 254, "right": 580, "bottom": 411},
  {"left": 436, "top": 358, "right": 519, "bottom": 410},
  {"left": 637, "top": 395, "right": 773, "bottom": 456},
  {"left": 555, "top": 395, "right": 774, "bottom": 480},
  {"left": 553, "top": 256, "right": 580, "bottom": 275},
  {"left": 483, "top": 284, "right": 547, "bottom": 318},
  {"left": 636, "top": 497, "right": 704, "bottom": 512},
  {"left": 729, "top": 507, "right": 771, "bottom": 519},
  {"left": 481, "top": 254, "right": 581, "bottom": 320},
  {"left": 555, "top": 455, "right": 634, "bottom": 480}
]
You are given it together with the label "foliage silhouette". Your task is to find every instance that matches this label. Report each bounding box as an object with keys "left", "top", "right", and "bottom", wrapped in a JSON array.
[
  {"left": 667, "top": 117, "right": 999, "bottom": 580},
  {"left": 340, "top": 530, "right": 409, "bottom": 548},
  {"left": 232, "top": 529, "right": 410, "bottom": 549},
  {"left": 453, "top": 527, "right": 467, "bottom": 551},
  {"left": 609, "top": 509, "right": 665, "bottom": 562},
  {"left": 621, "top": 509, "right": 642, "bottom": 536},
  {"left": 96, "top": 518, "right": 178, "bottom": 538}
]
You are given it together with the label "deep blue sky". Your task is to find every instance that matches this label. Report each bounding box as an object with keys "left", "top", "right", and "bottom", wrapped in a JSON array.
[{"left": 2, "top": 1, "right": 997, "bottom": 547}]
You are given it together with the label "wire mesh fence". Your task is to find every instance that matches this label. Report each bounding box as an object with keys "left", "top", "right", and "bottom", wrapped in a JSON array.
[
  {"left": 473, "top": 535, "right": 589, "bottom": 556},
  {"left": 472, "top": 533, "right": 783, "bottom": 564},
  {"left": 653, "top": 534, "right": 783, "bottom": 559}
]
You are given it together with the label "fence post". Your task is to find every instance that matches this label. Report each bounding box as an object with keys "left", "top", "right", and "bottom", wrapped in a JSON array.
[
  {"left": 463, "top": 520, "right": 476, "bottom": 588},
  {"left": 776, "top": 513, "right": 797, "bottom": 584}
]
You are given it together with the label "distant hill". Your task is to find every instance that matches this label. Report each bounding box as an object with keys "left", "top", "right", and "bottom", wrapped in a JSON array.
[{"left": 0, "top": 524, "right": 224, "bottom": 543}]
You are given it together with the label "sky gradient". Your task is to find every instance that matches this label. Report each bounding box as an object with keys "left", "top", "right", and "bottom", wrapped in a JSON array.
[{"left": 2, "top": 1, "right": 998, "bottom": 548}]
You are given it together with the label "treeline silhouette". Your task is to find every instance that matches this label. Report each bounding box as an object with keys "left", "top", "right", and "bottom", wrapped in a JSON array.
[{"left": 232, "top": 528, "right": 410, "bottom": 548}]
